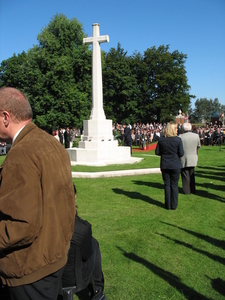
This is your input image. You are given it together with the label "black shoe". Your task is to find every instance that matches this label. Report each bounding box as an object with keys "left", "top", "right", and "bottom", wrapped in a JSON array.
[{"left": 91, "top": 290, "right": 107, "bottom": 300}]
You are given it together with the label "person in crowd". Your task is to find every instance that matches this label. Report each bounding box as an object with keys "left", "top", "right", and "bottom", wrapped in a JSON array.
[
  {"left": 179, "top": 123, "right": 201, "bottom": 194},
  {"left": 62, "top": 184, "right": 106, "bottom": 300},
  {"left": 59, "top": 127, "right": 64, "bottom": 145},
  {"left": 155, "top": 122, "right": 184, "bottom": 209},
  {"left": 0, "top": 87, "right": 75, "bottom": 300},
  {"left": 135, "top": 129, "right": 141, "bottom": 146},
  {"left": 214, "top": 127, "right": 223, "bottom": 145},
  {"left": 131, "top": 129, "right": 135, "bottom": 145},
  {"left": 54, "top": 129, "right": 60, "bottom": 142},
  {"left": 192, "top": 124, "right": 198, "bottom": 134},
  {"left": 199, "top": 128, "right": 205, "bottom": 145},
  {"left": 206, "top": 128, "right": 213, "bottom": 146},
  {"left": 140, "top": 129, "right": 148, "bottom": 150},
  {"left": 177, "top": 122, "right": 183, "bottom": 135},
  {"left": 64, "top": 126, "right": 71, "bottom": 148},
  {"left": 123, "top": 123, "right": 132, "bottom": 154},
  {"left": 153, "top": 128, "right": 161, "bottom": 142},
  {"left": 0, "top": 141, "right": 6, "bottom": 155},
  {"left": 70, "top": 126, "right": 77, "bottom": 146}
]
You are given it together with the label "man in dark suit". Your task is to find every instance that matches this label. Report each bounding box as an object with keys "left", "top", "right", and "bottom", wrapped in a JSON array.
[
  {"left": 58, "top": 128, "right": 64, "bottom": 145},
  {"left": 64, "top": 127, "right": 71, "bottom": 148},
  {"left": 123, "top": 123, "right": 132, "bottom": 154}
]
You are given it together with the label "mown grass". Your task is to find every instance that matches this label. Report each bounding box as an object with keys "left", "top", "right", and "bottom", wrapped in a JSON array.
[
  {"left": 0, "top": 144, "right": 224, "bottom": 299},
  {"left": 73, "top": 145, "right": 225, "bottom": 299}
]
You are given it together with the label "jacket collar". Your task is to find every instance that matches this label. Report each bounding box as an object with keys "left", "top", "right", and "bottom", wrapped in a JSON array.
[{"left": 12, "top": 122, "right": 37, "bottom": 147}]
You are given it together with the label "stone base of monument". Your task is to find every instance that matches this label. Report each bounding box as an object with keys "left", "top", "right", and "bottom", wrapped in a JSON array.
[
  {"left": 67, "top": 119, "right": 142, "bottom": 166},
  {"left": 67, "top": 145, "right": 142, "bottom": 166}
]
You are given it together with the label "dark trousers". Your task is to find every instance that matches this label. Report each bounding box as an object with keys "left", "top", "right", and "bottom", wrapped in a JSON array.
[
  {"left": 8, "top": 267, "right": 65, "bottom": 300},
  {"left": 124, "top": 140, "right": 132, "bottom": 155},
  {"left": 162, "top": 169, "right": 181, "bottom": 210},
  {"left": 181, "top": 167, "right": 196, "bottom": 194}
]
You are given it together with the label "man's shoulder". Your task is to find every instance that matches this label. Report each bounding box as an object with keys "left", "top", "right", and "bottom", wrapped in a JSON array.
[{"left": 180, "top": 132, "right": 195, "bottom": 138}]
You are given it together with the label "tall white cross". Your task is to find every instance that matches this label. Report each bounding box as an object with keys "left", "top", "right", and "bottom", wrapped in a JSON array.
[{"left": 83, "top": 23, "right": 109, "bottom": 120}]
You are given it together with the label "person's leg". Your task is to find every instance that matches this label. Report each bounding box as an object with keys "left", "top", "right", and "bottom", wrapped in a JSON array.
[
  {"left": 170, "top": 169, "right": 181, "bottom": 209},
  {"left": 189, "top": 167, "right": 196, "bottom": 194},
  {"left": 162, "top": 170, "right": 171, "bottom": 209},
  {"left": 127, "top": 141, "right": 132, "bottom": 155},
  {"left": 8, "top": 267, "right": 65, "bottom": 300},
  {"left": 181, "top": 168, "right": 191, "bottom": 194}
]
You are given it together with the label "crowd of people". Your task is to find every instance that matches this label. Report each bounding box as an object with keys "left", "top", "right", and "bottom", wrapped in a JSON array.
[
  {"left": 51, "top": 121, "right": 224, "bottom": 151},
  {"left": 113, "top": 121, "right": 225, "bottom": 148},
  {"left": 52, "top": 127, "right": 81, "bottom": 148}
]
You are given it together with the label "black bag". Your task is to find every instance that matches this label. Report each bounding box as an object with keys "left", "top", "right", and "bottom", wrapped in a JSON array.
[
  {"left": 0, "top": 280, "right": 10, "bottom": 300},
  {"left": 62, "top": 215, "right": 93, "bottom": 288}
]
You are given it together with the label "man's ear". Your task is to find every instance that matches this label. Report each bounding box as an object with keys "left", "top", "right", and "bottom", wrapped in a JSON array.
[{"left": 3, "top": 111, "right": 10, "bottom": 127}]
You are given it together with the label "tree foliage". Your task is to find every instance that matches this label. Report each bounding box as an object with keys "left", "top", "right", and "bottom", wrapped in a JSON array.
[
  {"left": 141, "top": 45, "right": 192, "bottom": 122},
  {"left": 103, "top": 43, "right": 141, "bottom": 124},
  {"left": 189, "top": 98, "right": 225, "bottom": 123},
  {"left": 0, "top": 14, "right": 92, "bottom": 132}
]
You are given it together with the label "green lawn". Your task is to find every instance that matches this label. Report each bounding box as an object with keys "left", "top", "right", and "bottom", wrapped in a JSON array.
[
  {"left": 0, "top": 145, "right": 224, "bottom": 299},
  {"left": 73, "top": 145, "right": 225, "bottom": 299}
]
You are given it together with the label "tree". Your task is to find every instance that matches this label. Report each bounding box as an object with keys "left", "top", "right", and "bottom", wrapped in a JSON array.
[
  {"left": 192, "top": 98, "right": 223, "bottom": 123},
  {"left": 0, "top": 14, "right": 92, "bottom": 132},
  {"left": 103, "top": 43, "right": 141, "bottom": 124},
  {"left": 142, "top": 45, "right": 193, "bottom": 122},
  {"left": 0, "top": 52, "right": 27, "bottom": 89},
  {"left": 30, "top": 14, "right": 92, "bottom": 131}
]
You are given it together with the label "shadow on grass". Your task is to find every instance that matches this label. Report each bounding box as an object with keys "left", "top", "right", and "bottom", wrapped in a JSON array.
[
  {"left": 208, "top": 277, "right": 225, "bottom": 297},
  {"left": 195, "top": 170, "right": 224, "bottom": 181},
  {"left": 112, "top": 188, "right": 164, "bottom": 208},
  {"left": 132, "top": 176, "right": 224, "bottom": 203},
  {"left": 156, "top": 233, "right": 225, "bottom": 265},
  {"left": 117, "top": 246, "right": 210, "bottom": 300},
  {"left": 178, "top": 185, "right": 224, "bottom": 203},
  {"left": 132, "top": 180, "right": 164, "bottom": 190},
  {"left": 197, "top": 166, "right": 225, "bottom": 171},
  {"left": 161, "top": 222, "right": 225, "bottom": 250},
  {"left": 196, "top": 182, "right": 225, "bottom": 192},
  {"left": 193, "top": 188, "right": 224, "bottom": 203}
]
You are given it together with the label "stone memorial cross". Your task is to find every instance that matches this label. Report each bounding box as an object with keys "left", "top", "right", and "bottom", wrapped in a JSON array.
[{"left": 83, "top": 23, "right": 109, "bottom": 120}]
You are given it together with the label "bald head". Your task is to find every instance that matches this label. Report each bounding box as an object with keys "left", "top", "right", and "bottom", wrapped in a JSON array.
[{"left": 0, "top": 87, "right": 33, "bottom": 122}]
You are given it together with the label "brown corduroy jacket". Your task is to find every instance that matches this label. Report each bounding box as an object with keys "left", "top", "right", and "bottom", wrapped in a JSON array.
[{"left": 0, "top": 123, "right": 75, "bottom": 286}]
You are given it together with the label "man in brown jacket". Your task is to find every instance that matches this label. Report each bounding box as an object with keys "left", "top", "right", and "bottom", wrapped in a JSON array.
[{"left": 0, "top": 87, "right": 75, "bottom": 300}]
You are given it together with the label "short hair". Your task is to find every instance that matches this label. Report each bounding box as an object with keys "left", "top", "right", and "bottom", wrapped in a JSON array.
[
  {"left": 164, "top": 123, "right": 177, "bottom": 138},
  {"left": 182, "top": 123, "right": 192, "bottom": 132},
  {"left": 192, "top": 124, "right": 197, "bottom": 131},
  {"left": 0, "top": 87, "right": 33, "bottom": 123}
]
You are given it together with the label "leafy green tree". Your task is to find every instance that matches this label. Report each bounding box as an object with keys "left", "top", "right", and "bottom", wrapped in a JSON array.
[
  {"left": 30, "top": 14, "right": 92, "bottom": 131},
  {"left": 0, "top": 14, "right": 92, "bottom": 132},
  {"left": 142, "top": 45, "right": 192, "bottom": 122},
  {"left": 191, "top": 97, "right": 224, "bottom": 123},
  {"left": 103, "top": 43, "right": 141, "bottom": 124},
  {"left": 129, "top": 51, "right": 151, "bottom": 123},
  {"left": 0, "top": 52, "right": 27, "bottom": 89}
]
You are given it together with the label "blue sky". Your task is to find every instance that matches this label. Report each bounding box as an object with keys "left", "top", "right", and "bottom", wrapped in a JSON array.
[{"left": 0, "top": 0, "right": 225, "bottom": 108}]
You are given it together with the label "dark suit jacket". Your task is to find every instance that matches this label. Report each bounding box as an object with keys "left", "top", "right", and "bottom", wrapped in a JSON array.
[{"left": 155, "top": 136, "right": 184, "bottom": 170}]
